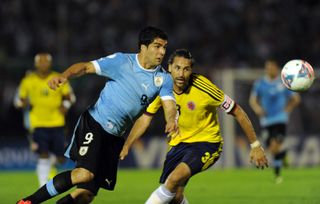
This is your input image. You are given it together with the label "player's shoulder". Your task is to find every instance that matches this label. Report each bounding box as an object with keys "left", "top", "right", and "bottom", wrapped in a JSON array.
[
  {"left": 259, "top": 76, "right": 269, "bottom": 83},
  {"left": 97, "top": 52, "right": 129, "bottom": 62},
  {"left": 191, "top": 73, "right": 218, "bottom": 88},
  {"left": 22, "top": 71, "right": 37, "bottom": 81},
  {"left": 191, "top": 73, "right": 224, "bottom": 100},
  {"left": 49, "top": 71, "right": 60, "bottom": 76},
  {"left": 157, "top": 65, "right": 169, "bottom": 75}
]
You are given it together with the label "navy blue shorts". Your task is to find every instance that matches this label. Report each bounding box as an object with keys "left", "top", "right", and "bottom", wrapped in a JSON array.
[
  {"left": 32, "top": 127, "right": 65, "bottom": 157},
  {"left": 65, "top": 110, "right": 124, "bottom": 194},
  {"left": 160, "top": 142, "right": 223, "bottom": 184},
  {"left": 263, "top": 124, "right": 286, "bottom": 147}
]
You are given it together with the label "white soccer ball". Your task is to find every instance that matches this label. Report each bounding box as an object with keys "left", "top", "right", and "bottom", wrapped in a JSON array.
[{"left": 281, "top": 59, "right": 315, "bottom": 92}]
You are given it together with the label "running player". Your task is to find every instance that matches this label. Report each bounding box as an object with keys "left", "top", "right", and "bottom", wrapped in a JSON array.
[
  {"left": 15, "top": 53, "right": 75, "bottom": 187},
  {"left": 17, "top": 26, "right": 177, "bottom": 204},
  {"left": 120, "top": 49, "right": 268, "bottom": 204},
  {"left": 249, "top": 59, "right": 300, "bottom": 184}
]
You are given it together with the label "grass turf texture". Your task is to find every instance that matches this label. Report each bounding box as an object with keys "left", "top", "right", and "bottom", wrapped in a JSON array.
[{"left": 2, "top": 167, "right": 319, "bottom": 204}]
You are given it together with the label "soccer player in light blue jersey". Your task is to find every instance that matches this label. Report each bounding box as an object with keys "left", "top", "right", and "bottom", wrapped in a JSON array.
[
  {"left": 249, "top": 59, "right": 300, "bottom": 184},
  {"left": 17, "top": 26, "right": 178, "bottom": 204}
]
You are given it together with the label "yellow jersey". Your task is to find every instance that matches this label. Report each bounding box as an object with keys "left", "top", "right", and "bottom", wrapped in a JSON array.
[
  {"left": 146, "top": 74, "right": 235, "bottom": 146},
  {"left": 18, "top": 71, "right": 73, "bottom": 129}
]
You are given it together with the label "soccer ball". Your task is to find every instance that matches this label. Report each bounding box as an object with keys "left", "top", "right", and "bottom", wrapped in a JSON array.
[{"left": 281, "top": 59, "right": 315, "bottom": 92}]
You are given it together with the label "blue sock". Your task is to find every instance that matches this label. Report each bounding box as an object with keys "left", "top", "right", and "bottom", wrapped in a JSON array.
[{"left": 22, "top": 170, "right": 73, "bottom": 203}]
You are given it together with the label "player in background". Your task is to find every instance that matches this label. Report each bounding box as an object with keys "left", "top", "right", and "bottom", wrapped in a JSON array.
[
  {"left": 120, "top": 49, "right": 268, "bottom": 204},
  {"left": 249, "top": 59, "right": 300, "bottom": 184},
  {"left": 15, "top": 53, "right": 75, "bottom": 187},
  {"left": 17, "top": 26, "right": 178, "bottom": 204}
]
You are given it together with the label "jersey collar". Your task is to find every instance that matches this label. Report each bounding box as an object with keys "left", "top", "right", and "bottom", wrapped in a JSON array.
[{"left": 135, "top": 54, "right": 160, "bottom": 72}]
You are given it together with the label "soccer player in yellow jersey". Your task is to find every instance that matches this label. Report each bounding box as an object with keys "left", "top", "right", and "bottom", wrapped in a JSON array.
[
  {"left": 16, "top": 53, "right": 75, "bottom": 187},
  {"left": 120, "top": 49, "right": 268, "bottom": 204}
]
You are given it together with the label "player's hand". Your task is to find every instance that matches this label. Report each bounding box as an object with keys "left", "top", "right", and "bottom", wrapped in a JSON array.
[
  {"left": 119, "top": 145, "right": 129, "bottom": 160},
  {"left": 59, "top": 105, "right": 68, "bottom": 115},
  {"left": 165, "top": 121, "right": 179, "bottom": 139},
  {"left": 48, "top": 75, "right": 67, "bottom": 90},
  {"left": 250, "top": 146, "right": 268, "bottom": 169},
  {"left": 30, "top": 141, "right": 38, "bottom": 152}
]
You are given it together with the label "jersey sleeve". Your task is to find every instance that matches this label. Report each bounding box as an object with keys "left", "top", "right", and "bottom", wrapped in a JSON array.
[
  {"left": 286, "top": 88, "right": 297, "bottom": 98},
  {"left": 159, "top": 73, "right": 175, "bottom": 101},
  {"left": 146, "top": 96, "right": 162, "bottom": 115},
  {"left": 192, "top": 74, "right": 224, "bottom": 105},
  {"left": 250, "top": 79, "right": 261, "bottom": 97},
  {"left": 192, "top": 74, "right": 235, "bottom": 113},
  {"left": 18, "top": 77, "right": 29, "bottom": 99},
  {"left": 91, "top": 52, "right": 125, "bottom": 78}
]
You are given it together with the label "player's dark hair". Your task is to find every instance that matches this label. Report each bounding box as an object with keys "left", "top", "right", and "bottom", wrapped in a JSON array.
[
  {"left": 265, "top": 59, "right": 280, "bottom": 69},
  {"left": 168, "top": 49, "right": 195, "bottom": 67},
  {"left": 138, "top": 26, "right": 168, "bottom": 48}
]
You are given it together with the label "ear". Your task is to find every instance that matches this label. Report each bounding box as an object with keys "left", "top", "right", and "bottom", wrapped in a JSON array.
[
  {"left": 140, "top": 44, "right": 148, "bottom": 53},
  {"left": 168, "top": 64, "right": 172, "bottom": 72}
]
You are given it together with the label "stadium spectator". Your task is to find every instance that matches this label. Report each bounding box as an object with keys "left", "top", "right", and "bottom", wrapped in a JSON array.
[
  {"left": 17, "top": 26, "right": 178, "bottom": 204},
  {"left": 249, "top": 59, "right": 300, "bottom": 184},
  {"left": 14, "top": 53, "right": 75, "bottom": 187},
  {"left": 120, "top": 49, "right": 268, "bottom": 204}
]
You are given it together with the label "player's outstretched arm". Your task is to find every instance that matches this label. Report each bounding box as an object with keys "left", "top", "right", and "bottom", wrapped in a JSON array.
[
  {"left": 162, "top": 99, "right": 179, "bottom": 137},
  {"left": 120, "top": 113, "right": 153, "bottom": 160},
  {"left": 230, "top": 104, "right": 268, "bottom": 169},
  {"left": 48, "top": 62, "right": 95, "bottom": 90}
]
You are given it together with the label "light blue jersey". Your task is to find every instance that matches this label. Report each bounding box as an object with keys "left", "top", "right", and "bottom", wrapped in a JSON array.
[
  {"left": 89, "top": 52, "right": 175, "bottom": 136},
  {"left": 251, "top": 76, "right": 296, "bottom": 127}
]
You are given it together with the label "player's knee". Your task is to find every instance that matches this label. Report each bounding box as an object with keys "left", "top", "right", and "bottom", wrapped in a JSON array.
[
  {"left": 166, "top": 174, "right": 187, "bottom": 189},
  {"left": 74, "top": 191, "right": 95, "bottom": 204},
  {"left": 72, "top": 168, "right": 94, "bottom": 183},
  {"left": 169, "top": 194, "right": 183, "bottom": 204},
  {"left": 166, "top": 167, "right": 190, "bottom": 188}
]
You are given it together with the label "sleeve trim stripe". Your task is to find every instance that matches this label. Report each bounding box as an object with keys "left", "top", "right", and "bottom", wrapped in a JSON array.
[
  {"left": 144, "top": 111, "right": 155, "bottom": 116},
  {"left": 160, "top": 96, "right": 176, "bottom": 101},
  {"left": 91, "top": 61, "right": 101, "bottom": 75}
]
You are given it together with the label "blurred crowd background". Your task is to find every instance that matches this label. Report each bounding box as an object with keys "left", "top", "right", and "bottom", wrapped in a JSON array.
[
  {"left": 1, "top": 0, "right": 320, "bottom": 67},
  {"left": 0, "top": 0, "right": 320, "bottom": 168}
]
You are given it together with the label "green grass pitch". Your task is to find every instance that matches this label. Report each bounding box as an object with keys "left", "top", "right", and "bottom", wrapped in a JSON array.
[{"left": 1, "top": 167, "right": 319, "bottom": 204}]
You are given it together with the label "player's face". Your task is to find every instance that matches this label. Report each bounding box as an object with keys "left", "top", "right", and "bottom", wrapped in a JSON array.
[
  {"left": 169, "top": 56, "right": 193, "bottom": 92},
  {"left": 265, "top": 61, "right": 279, "bottom": 79},
  {"left": 144, "top": 38, "right": 167, "bottom": 67},
  {"left": 35, "top": 54, "right": 52, "bottom": 74}
]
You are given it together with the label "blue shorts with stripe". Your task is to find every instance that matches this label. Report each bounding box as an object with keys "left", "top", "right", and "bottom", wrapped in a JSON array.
[
  {"left": 64, "top": 110, "right": 124, "bottom": 194},
  {"left": 160, "top": 142, "right": 223, "bottom": 184}
]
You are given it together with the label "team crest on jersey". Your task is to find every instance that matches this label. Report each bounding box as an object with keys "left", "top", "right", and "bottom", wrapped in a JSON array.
[
  {"left": 154, "top": 76, "right": 163, "bottom": 87},
  {"left": 187, "top": 101, "right": 196, "bottom": 110},
  {"left": 79, "top": 146, "right": 88, "bottom": 156},
  {"left": 106, "top": 121, "right": 114, "bottom": 130}
]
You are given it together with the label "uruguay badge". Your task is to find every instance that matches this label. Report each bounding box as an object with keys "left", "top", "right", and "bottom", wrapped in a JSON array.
[
  {"left": 79, "top": 146, "right": 88, "bottom": 156},
  {"left": 154, "top": 76, "right": 163, "bottom": 87}
]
